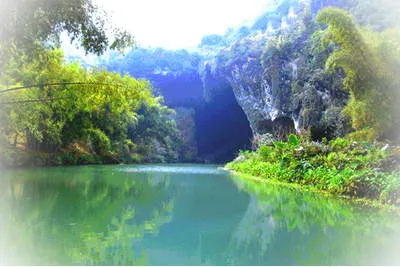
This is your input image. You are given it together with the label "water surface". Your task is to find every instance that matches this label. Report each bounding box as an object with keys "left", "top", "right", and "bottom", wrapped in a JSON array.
[{"left": 0, "top": 164, "right": 399, "bottom": 265}]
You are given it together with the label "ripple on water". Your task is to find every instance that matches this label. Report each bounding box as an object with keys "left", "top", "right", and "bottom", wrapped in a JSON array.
[{"left": 119, "top": 165, "right": 228, "bottom": 175}]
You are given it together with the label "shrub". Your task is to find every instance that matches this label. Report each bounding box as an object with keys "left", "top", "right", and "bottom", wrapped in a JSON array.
[
  {"left": 86, "top": 129, "right": 111, "bottom": 156},
  {"left": 348, "top": 128, "right": 378, "bottom": 142},
  {"left": 288, "top": 134, "right": 301, "bottom": 147},
  {"left": 226, "top": 134, "right": 399, "bottom": 205},
  {"left": 329, "top": 137, "right": 351, "bottom": 151}
]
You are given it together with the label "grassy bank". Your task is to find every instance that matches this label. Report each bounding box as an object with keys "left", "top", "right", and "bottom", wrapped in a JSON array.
[{"left": 226, "top": 135, "right": 400, "bottom": 206}]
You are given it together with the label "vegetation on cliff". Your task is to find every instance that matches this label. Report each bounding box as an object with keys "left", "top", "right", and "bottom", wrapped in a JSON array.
[{"left": 316, "top": 7, "right": 400, "bottom": 141}]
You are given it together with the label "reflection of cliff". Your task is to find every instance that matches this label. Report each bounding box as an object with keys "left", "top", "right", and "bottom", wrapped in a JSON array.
[
  {"left": 229, "top": 196, "right": 275, "bottom": 255},
  {"left": 220, "top": 195, "right": 277, "bottom": 265}
]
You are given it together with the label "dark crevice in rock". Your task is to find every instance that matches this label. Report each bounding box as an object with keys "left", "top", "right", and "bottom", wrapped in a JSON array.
[
  {"left": 272, "top": 117, "right": 296, "bottom": 141},
  {"left": 195, "top": 87, "right": 252, "bottom": 163},
  {"left": 254, "top": 119, "right": 273, "bottom": 135},
  {"left": 146, "top": 73, "right": 252, "bottom": 163}
]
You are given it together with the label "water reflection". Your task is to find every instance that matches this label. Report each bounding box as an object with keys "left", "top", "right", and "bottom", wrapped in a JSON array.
[
  {"left": 0, "top": 166, "right": 174, "bottom": 265},
  {"left": 0, "top": 165, "right": 399, "bottom": 265},
  {"left": 227, "top": 174, "right": 400, "bottom": 265},
  {"left": 134, "top": 165, "right": 250, "bottom": 265}
]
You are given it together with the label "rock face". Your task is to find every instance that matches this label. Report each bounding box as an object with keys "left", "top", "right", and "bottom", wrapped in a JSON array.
[{"left": 198, "top": 0, "right": 351, "bottom": 141}]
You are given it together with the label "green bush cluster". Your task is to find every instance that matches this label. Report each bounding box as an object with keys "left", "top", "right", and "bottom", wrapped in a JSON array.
[{"left": 227, "top": 134, "right": 400, "bottom": 205}]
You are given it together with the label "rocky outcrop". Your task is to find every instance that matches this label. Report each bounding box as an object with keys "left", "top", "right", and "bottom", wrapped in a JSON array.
[{"left": 198, "top": 0, "right": 351, "bottom": 141}]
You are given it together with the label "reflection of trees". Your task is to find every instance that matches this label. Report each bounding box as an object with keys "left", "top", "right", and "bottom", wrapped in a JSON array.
[
  {"left": 0, "top": 166, "right": 175, "bottom": 265},
  {"left": 225, "top": 174, "right": 400, "bottom": 265}
]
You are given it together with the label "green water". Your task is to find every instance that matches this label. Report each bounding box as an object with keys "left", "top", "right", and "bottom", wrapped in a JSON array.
[{"left": 0, "top": 164, "right": 399, "bottom": 265}]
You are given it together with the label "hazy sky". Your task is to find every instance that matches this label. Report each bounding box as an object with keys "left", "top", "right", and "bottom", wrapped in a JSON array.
[{"left": 94, "top": 0, "right": 275, "bottom": 50}]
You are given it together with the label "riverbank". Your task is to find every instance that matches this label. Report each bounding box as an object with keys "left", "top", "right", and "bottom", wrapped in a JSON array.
[
  {"left": 228, "top": 169, "right": 400, "bottom": 211},
  {"left": 226, "top": 136, "right": 400, "bottom": 207},
  {"left": 0, "top": 143, "right": 126, "bottom": 168}
]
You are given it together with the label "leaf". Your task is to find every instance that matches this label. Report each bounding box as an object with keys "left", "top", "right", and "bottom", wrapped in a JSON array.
[
  {"left": 288, "top": 134, "right": 300, "bottom": 147},
  {"left": 273, "top": 141, "right": 286, "bottom": 149}
]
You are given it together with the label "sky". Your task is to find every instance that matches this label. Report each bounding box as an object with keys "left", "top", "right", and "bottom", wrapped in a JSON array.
[{"left": 93, "top": 0, "right": 276, "bottom": 50}]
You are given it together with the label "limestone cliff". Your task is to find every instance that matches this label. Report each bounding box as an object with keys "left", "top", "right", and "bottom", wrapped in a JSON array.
[{"left": 198, "top": 0, "right": 351, "bottom": 140}]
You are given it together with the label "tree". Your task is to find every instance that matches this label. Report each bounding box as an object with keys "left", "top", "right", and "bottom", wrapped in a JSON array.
[
  {"left": 0, "top": 0, "right": 134, "bottom": 70},
  {"left": 0, "top": 48, "right": 164, "bottom": 166},
  {"left": 127, "top": 103, "right": 182, "bottom": 163}
]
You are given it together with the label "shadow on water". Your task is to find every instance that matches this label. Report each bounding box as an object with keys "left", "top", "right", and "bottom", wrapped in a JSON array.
[{"left": 0, "top": 165, "right": 399, "bottom": 265}]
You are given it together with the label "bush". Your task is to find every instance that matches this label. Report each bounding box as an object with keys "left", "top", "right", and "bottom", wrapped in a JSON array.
[
  {"left": 61, "top": 142, "right": 97, "bottom": 165},
  {"left": 86, "top": 129, "right": 111, "bottom": 157},
  {"left": 329, "top": 137, "right": 351, "bottom": 151},
  {"left": 348, "top": 128, "right": 378, "bottom": 142},
  {"left": 226, "top": 134, "right": 400, "bottom": 205}
]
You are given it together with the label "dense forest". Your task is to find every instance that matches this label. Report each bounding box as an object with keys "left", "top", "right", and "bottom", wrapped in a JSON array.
[{"left": 1, "top": 0, "right": 400, "bottom": 204}]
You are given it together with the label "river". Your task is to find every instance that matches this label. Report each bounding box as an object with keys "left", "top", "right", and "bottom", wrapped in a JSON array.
[{"left": 0, "top": 164, "right": 399, "bottom": 265}]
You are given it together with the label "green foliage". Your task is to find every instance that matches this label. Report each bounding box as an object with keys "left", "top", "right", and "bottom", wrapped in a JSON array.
[
  {"left": 259, "top": 145, "right": 276, "bottom": 162},
  {"left": 102, "top": 48, "right": 201, "bottom": 78},
  {"left": 252, "top": 133, "right": 276, "bottom": 150},
  {"left": 0, "top": 0, "right": 134, "bottom": 71},
  {"left": 173, "top": 108, "right": 197, "bottom": 162},
  {"left": 227, "top": 136, "right": 400, "bottom": 205},
  {"left": 86, "top": 129, "right": 111, "bottom": 156},
  {"left": 258, "top": 9, "right": 350, "bottom": 141},
  {"left": 316, "top": 7, "right": 400, "bottom": 140},
  {"left": 329, "top": 137, "right": 351, "bottom": 151},
  {"left": 200, "top": 34, "right": 226, "bottom": 47},
  {"left": 288, "top": 134, "right": 300, "bottom": 147},
  {"left": 127, "top": 103, "right": 183, "bottom": 163},
  {"left": 0, "top": 49, "right": 182, "bottom": 167}
]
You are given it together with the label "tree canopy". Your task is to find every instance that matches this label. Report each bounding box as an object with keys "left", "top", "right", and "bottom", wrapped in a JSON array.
[{"left": 0, "top": 0, "right": 134, "bottom": 71}]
